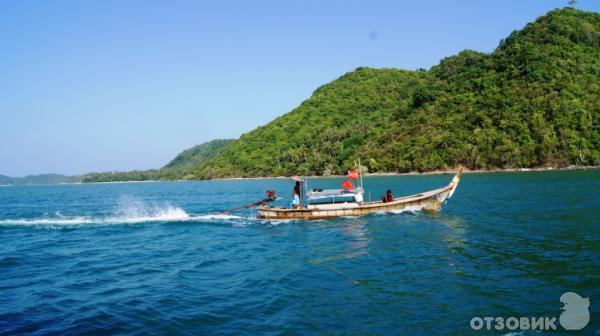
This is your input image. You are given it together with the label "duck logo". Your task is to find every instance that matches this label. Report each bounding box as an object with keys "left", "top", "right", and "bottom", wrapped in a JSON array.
[
  {"left": 559, "top": 292, "right": 590, "bottom": 330},
  {"left": 470, "top": 291, "right": 592, "bottom": 332}
]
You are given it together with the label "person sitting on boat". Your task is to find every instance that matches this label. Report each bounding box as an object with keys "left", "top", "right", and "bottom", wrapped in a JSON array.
[
  {"left": 292, "top": 181, "right": 301, "bottom": 209},
  {"left": 381, "top": 189, "right": 394, "bottom": 203}
]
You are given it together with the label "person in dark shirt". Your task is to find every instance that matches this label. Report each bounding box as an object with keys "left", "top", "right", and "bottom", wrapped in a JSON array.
[{"left": 381, "top": 189, "right": 394, "bottom": 203}]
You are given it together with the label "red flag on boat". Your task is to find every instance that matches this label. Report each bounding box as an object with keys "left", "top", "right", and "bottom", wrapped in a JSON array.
[
  {"left": 341, "top": 179, "right": 355, "bottom": 190},
  {"left": 348, "top": 170, "right": 359, "bottom": 179}
]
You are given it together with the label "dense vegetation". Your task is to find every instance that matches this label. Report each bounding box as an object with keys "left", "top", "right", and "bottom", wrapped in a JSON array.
[
  {"left": 82, "top": 8, "right": 599, "bottom": 182},
  {"left": 164, "top": 139, "right": 235, "bottom": 169},
  {"left": 193, "top": 8, "right": 599, "bottom": 178},
  {"left": 82, "top": 139, "right": 233, "bottom": 182}
]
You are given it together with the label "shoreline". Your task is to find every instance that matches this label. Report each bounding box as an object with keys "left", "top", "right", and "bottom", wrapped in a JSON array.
[
  {"left": 7, "top": 165, "right": 598, "bottom": 186},
  {"left": 210, "top": 165, "right": 599, "bottom": 181}
]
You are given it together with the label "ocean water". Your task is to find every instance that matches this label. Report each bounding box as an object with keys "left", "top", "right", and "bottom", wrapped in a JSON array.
[{"left": 0, "top": 171, "right": 598, "bottom": 335}]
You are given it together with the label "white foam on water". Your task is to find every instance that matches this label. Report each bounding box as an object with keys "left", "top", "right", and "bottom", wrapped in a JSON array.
[
  {"left": 0, "top": 210, "right": 247, "bottom": 228},
  {"left": 0, "top": 216, "right": 96, "bottom": 226},
  {"left": 0, "top": 196, "right": 248, "bottom": 228},
  {"left": 376, "top": 205, "right": 424, "bottom": 215},
  {"left": 109, "top": 196, "right": 191, "bottom": 222},
  {"left": 190, "top": 214, "right": 242, "bottom": 221},
  {"left": 0, "top": 208, "right": 191, "bottom": 227},
  {"left": 259, "top": 218, "right": 299, "bottom": 226},
  {"left": 104, "top": 205, "right": 191, "bottom": 223}
]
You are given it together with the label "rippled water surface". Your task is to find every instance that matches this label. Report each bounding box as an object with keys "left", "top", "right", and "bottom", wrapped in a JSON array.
[{"left": 1, "top": 171, "right": 598, "bottom": 335}]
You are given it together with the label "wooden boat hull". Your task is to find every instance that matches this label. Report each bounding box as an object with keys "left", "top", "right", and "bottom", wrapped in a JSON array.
[{"left": 257, "top": 168, "right": 463, "bottom": 220}]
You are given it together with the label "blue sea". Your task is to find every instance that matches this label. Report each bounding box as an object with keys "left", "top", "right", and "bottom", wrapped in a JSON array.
[{"left": 1, "top": 171, "right": 598, "bottom": 335}]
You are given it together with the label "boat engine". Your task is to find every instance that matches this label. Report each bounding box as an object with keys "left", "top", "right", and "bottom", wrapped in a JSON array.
[{"left": 266, "top": 189, "right": 276, "bottom": 201}]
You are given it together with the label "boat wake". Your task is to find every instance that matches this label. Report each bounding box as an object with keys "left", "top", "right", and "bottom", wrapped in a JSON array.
[
  {"left": 0, "top": 198, "right": 427, "bottom": 229},
  {"left": 0, "top": 198, "right": 247, "bottom": 228},
  {"left": 192, "top": 213, "right": 243, "bottom": 221},
  {"left": 0, "top": 212, "right": 246, "bottom": 228},
  {"left": 377, "top": 205, "right": 424, "bottom": 215}
]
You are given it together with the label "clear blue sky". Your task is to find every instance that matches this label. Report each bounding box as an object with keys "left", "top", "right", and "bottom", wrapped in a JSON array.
[{"left": 1, "top": 0, "right": 598, "bottom": 176}]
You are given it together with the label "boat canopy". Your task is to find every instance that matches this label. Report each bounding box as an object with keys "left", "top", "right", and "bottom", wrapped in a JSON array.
[{"left": 307, "top": 188, "right": 364, "bottom": 204}]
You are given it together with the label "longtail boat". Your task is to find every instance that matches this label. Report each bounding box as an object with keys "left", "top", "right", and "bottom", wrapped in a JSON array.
[{"left": 257, "top": 167, "right": 463, "bottom": 220}]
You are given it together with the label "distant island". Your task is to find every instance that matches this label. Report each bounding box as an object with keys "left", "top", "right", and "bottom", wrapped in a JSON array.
[
  {"left": 82, "top": 139, "right": 234, "bottom": 183},
  {"left": 67, "top": 8, "right": 600, "bottom": 182},
  {"left": 0, "top": 174, "right": 81, "bottom": 186}
]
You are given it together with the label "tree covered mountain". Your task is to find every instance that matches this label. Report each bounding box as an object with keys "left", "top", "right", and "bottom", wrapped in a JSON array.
[
  {"left": 164, "top": 139, "right": 234, "bottom": 169},
  {"left": 190, "top": 8, "right": 599, "bottom": 179},
  {"left": 81, "top": 8, "right": 599, "bottom": 182},
  {"left": 82, "top": 139, "right": 233, "bottom": 182}
]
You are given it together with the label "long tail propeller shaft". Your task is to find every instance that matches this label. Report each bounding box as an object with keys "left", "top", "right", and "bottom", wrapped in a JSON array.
[{"left": 219, "top": 190, "right": 277, "bottom": 214}]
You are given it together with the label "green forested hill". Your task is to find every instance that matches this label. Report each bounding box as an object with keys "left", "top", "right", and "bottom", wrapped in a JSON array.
[
  {"left": 192, "top": 8, "right": 599, "bottom": 179},
  {"left": 82, "top": 8, "right": 599, "bottom": 182},
  {"left": 82, "top": 139, "right": 233, "bottom": 182},
  {"left": 164, "top": 139, "right": 234, "bottom": 169}
]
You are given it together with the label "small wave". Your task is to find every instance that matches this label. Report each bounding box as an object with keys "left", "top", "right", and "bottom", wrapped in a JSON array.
[
  {"left": 190, "top": 214, "right": 241, "bottom": 221},
  {"left": 261, "top": 219, "right": 292, "bottom": 225},
  {"left": 376, "top": 205, "right": 424, "bottom": 215}
]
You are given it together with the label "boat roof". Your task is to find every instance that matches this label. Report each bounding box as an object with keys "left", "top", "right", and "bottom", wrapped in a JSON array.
[{"left": 307, "top": 188, "right": 363, "bottom": 199}]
